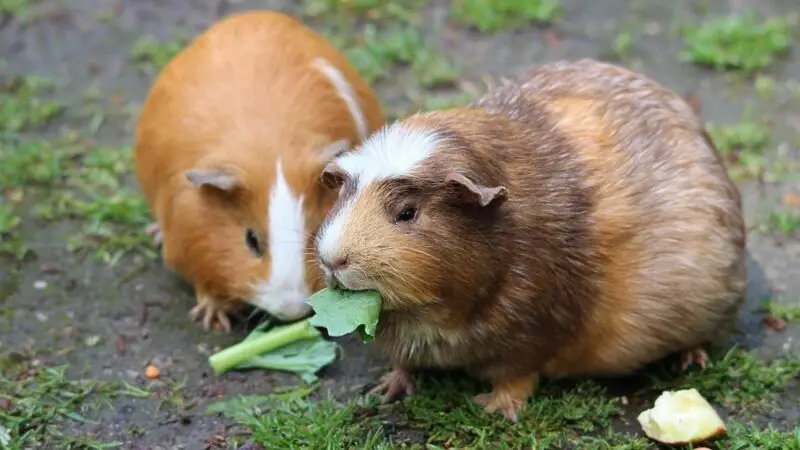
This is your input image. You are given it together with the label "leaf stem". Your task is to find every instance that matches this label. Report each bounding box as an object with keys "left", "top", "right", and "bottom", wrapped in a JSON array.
[{"left": 208, "top": 319, "right": 320, "bottom": 375}]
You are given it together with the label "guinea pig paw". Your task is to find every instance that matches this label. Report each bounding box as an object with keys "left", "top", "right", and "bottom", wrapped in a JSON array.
[
  {"left": 145, "top": 222, "right": 163, "bottom": 247},
  {"left": 474, "top": 392, "right": 524, "bottom": 423},
  {"left": 189, "top": 298, "right": 232, "bottom": 333},
  {"left": 367, "top": 367, "right": 415, "bottom": 404},
  {"left": 680, "top": 347, "right": 709, "bottom": 371}
]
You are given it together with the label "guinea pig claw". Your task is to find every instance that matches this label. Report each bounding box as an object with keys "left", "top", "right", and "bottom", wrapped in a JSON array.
[
  {"left": 474, "top": 392, "right": 523, "bottom": 423},
  {"left": 680, "top": 347, "right": 709, "bottom": 371},
  {"left": 368, "top": 367, "right": 415, "bottom": 404},
  {"left": 145, "top": 222, "right": 163, "bottom": 247},
  {"left": 189, "top": 301, "right": 232, "bottom": 333}
]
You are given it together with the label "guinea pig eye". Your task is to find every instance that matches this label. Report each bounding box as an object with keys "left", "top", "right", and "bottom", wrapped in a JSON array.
[
  {"left": 394, "top": 207, "right": 418, "bottom": 224},
  {"left": 245, "top": 228, "right": 262, "bottom": 257}
]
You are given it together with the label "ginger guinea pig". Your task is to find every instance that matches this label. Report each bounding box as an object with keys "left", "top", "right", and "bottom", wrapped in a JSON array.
[
  {"left": 314, "top": 59, "right": 746, "bottom": 422},
  {"left": 134, "top": 11, "right": 384, "bottom": 331}
]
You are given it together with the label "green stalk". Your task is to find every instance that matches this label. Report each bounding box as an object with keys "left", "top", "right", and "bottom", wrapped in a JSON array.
[{"left": 208, "top": 319, "right": 320, "bottom": 375}]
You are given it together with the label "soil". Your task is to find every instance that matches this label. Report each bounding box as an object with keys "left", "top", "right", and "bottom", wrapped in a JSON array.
[{"left": 1, "top": 0, "right": 799, "bottom": 449}]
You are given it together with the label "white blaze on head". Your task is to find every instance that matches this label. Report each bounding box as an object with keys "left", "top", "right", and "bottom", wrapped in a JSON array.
[
  {"left": 316, "top": 123, "right": 443, "bottom": 270},
  {"left": 251, "top": 158, "right": 312, "bottom": 320}
]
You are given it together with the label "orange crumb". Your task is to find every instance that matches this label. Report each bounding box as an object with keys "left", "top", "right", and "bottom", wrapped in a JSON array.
[{"left": 145, "top": 364, "right": 160, "bottom": 379}]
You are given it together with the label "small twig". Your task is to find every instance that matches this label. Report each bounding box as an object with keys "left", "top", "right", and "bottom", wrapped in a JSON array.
[
  {"left": 116, "top": 261, "right": 149, "bottom": 287},
  {"left": 140, "top": 299, "right": 167, "bottom": 326}
]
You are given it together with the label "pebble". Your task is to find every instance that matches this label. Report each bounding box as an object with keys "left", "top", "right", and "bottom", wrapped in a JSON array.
[
  {"left": 33, "top": 280, "right": 48, "bottom": 289},
  {"left": 40, "top": 262, "right": 63, "bottom": 274},
  {"left": 644, "top": 22, "right": 662, "bottom": 36},
  {"left": 226, "top": 372, "right": 246, "bottom": 382},
  {"left": 196, "top": 343, "right": 210, "bottom": 355},
  {"left": 85, "top": 335, "right": 101, "bottom": 347}
]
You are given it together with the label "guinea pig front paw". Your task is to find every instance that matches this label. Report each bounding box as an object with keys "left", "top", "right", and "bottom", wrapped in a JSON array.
[
  {"left": 367, "top": 366, "right": 415, "bottom": 404},
  {"left": 679, "top": 347, "right": 709, "bottom": 371},
  {"left": 189, "top": 295, "right": 232, "bottom": 332},
  {"left": 145, "top": 222, "right": 163, "bottom": 248}
]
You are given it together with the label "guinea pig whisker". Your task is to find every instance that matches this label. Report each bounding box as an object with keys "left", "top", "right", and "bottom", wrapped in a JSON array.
[
  {"left": 368, "top": 254, "right": 422, "bottom": 289},
  {"left": 271, "top": 239, "right": 306, "bottom": 245},
  {"left": 399, "top": 246, "right": 439, "bottom": 263}
]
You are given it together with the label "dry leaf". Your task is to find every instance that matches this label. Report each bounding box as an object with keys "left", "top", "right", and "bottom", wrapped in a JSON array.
[
  {"left": 763, "top": 316, "right": 787, "bottom": 331},
  {"left": 782, "top": 192, "right": 800, "bottom": 208}
]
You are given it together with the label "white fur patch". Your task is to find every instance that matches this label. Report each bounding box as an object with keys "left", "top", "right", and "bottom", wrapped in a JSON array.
[
  {"left": 249, "top": 158, "right": 312, "bottom": 321},
  {"left": 316, "top": 124, "right": 442, "bottom": 272},
  {"left": 335, "top": 123, "right": 442, "bottom": 190},
  {"left": 312, "top": 57, "right": 368, "bottom": 141},
  {"left": 316, "top": 194, "right": 355, "bottom": 279}
]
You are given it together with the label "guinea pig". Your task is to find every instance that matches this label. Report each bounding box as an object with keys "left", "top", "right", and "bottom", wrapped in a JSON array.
[
  {"left": 134, "top": 10, "right": 385, "bottom": 331},
  {"left": 314, "top": 58, "right": 746, "bottom": 422}
]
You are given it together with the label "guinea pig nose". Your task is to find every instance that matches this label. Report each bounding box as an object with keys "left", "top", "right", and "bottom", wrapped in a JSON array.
[{"left": 331, "top": 256, "right": 349, "bottom": 269}]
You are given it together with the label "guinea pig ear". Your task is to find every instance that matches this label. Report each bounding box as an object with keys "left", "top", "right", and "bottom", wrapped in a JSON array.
[
  {"left": 316, "top": 139, "right": 352, "bottom": 163},
  {"left": 446, "top": 173, "right": 508, "bottom": 208},
  {"left": 185, "top": 169, "right": 238, "bottom": 192},
  {"left": 320, "top": 162, "right": 346, "bottom": 191}
]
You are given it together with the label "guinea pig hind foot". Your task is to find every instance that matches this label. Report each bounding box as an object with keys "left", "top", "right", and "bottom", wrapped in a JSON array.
[
  {"left": 367, "top": 366, "right": 415, "bottom": 404},
  {"left": 189, "top": 294, "right": 232, "bottom": 332},
  {"left": 473, "top": 372, "right": 541, "bottom": 423},
  {"left": 679, "top": 347, "right": 709, "bottom": 372}
]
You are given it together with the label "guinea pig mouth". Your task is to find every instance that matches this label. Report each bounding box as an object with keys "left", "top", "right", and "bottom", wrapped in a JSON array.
[
  {"left": 325, "top": 272, "right": 342, "bottom": 290},
  {"left": 325, "top": 269, "right": 373, "bottom": 292}
]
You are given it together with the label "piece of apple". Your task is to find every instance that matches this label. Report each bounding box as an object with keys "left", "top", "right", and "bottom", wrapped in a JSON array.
[{"left": 637, "top": 388, "right": 726, "bottom": 445}]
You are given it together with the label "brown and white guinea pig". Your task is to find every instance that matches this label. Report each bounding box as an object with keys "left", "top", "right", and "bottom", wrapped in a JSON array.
[
  {"left": 133, "top": 10, "right": 385, "bottom": 331},
  {"left": 314, "top": 58, "right": 746, "bottom": 422}
]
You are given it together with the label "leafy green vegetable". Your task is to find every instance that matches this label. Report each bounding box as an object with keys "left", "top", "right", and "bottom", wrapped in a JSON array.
[
  {"left": 307, "top": 288, "right": 383, "bottom": 342},
  {"left": 208, "top": 288, "right": 382, "bottom": 381},
  {"left": 236, "top": 336, "right": 339, "bottom": 383},
  {"left": 208, "top": 319, "right": 337, "bottom": 381}
]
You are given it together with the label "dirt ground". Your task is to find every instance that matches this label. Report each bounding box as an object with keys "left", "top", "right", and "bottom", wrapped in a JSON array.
[{"left": 1, "top": 0, "right": 799, "bottom": 449}]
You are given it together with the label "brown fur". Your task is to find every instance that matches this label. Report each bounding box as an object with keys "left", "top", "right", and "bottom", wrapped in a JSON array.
[
  {"left": 318, "top": 59, "right": 746, "bottom": 420},
  {"left": 134, "top": 11, "right": 384, "bottom": 328}
]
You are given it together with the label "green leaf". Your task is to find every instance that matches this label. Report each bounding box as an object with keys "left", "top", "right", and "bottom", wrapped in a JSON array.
[
  {"left": 235, "top": 338, "right": 340, "bottom": 384},
  {"left": 307, "top": 288, "right": 382, "bottom": 342}
]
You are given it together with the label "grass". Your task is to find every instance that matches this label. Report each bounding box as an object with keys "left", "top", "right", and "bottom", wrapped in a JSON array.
[
  {"left": 204, "top": 347, "right": 800, "bottom": 449},
  {"left": 342, "top": 23, "right": 459, "bottom": 87},
  {"left": 0, "top": 75, "right": 64, "bottom": 132},
  {"left": 765, "top": 301, "right": 800, "bottom": 322},
  {"left": 680, "top": 12, "right": 793, "bottom": 74},
  {"left": 767, "top": 209, "right": 800, "bottom": 236},
  {"left": 726, "top": 423, "right": 800, "bottom": 450},
  {"left": 210, "top": 377, "right": 636, "bottom": 449},
  {"left": 642, "top": 347, "right": 800, "bottom": 413},
  {"left": 0, "top": 134, "right": 153, "bottom": 263},
  {"left": 130, "top": 35, "right": 187, "bottom": 75},
  {"left": 706, "top": 117, "right": 773, "bottom": 181},
  {"left": 0, "top": 0, "right": 37, "bottom": 19},
  {"left": 0, "top": 74, "right": 153, "bottom": 263},
  {"left": 308, "top": 1, "right": 459, "bottom": 88},
  {"left": 0, "top": 363, "right": 149, "bottom": 449},
  {"left": 450, "top": 0, "right": 562, "bottom": 33},
  {"left": 301, "top": 0, "right": 462, "bottom": 117},
  {"left": 301, "top": 0, "right": 424, "bottom": 23},
  {"left": 610, "top": 30, "right": 634, "bottom": 61}
]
